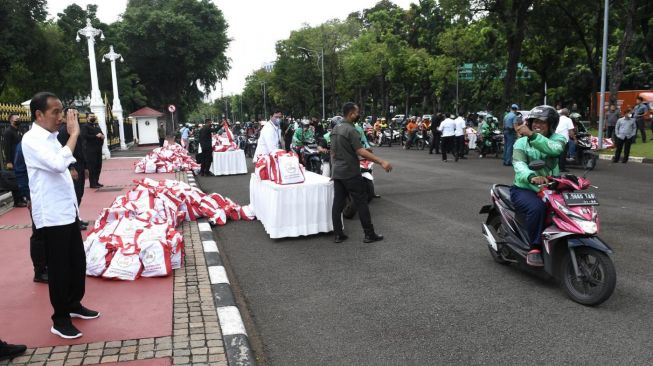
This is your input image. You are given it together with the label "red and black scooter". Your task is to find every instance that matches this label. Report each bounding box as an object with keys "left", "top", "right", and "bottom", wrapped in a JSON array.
[{"left": 479, "top": 160, "right": 616, "bottom": 306}]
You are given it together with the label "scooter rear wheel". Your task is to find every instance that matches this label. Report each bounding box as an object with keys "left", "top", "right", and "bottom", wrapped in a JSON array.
[
  {"left": 487, "top": 215, "right": 510, "bottom": 265},
  {"left": 560, "top": 247, "right": 616, "bottom": 306}
]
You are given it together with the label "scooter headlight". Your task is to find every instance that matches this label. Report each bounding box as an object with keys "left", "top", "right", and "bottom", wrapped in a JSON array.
[{"left": 576, "top": 219, "right": 597, "bottom": 234}]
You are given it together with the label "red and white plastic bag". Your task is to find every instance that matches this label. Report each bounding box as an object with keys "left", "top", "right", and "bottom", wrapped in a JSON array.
[
  {"left": 139, "top": 240, "right": 172, "bottom": 277},
  {"left": 269, "top": 150, "right": 305, "bottom": 185}
]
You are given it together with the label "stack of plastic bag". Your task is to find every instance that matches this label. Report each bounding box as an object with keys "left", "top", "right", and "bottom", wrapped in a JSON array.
[
  {"left": 83, "top": 178, "right": 254, "bottom": 281},
  {"left": 590, "top": 136, "right": 615, "bottom": 150},
  {"left": 212, "top": 121, "right": 239, "bottom": 152},
  {"left": 255, "top": 149, "right": 305, "bottom": 185},
  {"left": 134, "top": 141, "right": 201, "bottom": 173}
]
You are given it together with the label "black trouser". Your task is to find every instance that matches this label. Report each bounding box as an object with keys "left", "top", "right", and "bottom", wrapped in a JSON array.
[
  {"left": 454, "top": 135, "right": 465, "bottom": 157},
  {"left": 636, "top": 121, "right": 646, "bottom": 143},
  {"left": 29, "top": 210, "right": 47, "bottom": 276},
  {"left": 73, "top": 164, "right": 85, "bottom": 205},
  {"left": 558, "top": 141, "right": 569, "bottom": 170},
  {"left": 86, "top": 150, "right": 102, "bottom": 186},
  {"left": 39, "top": 220, "right": 86, "bottom": 326},
  {"left": 429, "top": 132, "right": 441, "bottom": 154},
  {"left": 159, "top": 138, "right": 165, "bottom": 147},
  {"left": 606, "top": 126, "right": 615, "bottom": 139},
  {"left": 200, "top": 145, "right": 212, "bottom": 174},
  {"left": 613, "top": 137, "right": 632, "bottom": 162},
  {"left": 441, "top": 136, "right": 454, "bottom": 160},
  {"left": 332, "top": 175, "right": 373, "bottom": 235}
]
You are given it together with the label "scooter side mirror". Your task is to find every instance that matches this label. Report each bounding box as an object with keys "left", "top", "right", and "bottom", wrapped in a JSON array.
[{"left": 528, "top": 160, "right": 546, "bottom": 171}]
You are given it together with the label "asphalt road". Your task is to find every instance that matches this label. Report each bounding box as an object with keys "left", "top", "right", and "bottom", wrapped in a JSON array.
[{"left": 198, "top": 147, "right": 653, "bottom": 366}]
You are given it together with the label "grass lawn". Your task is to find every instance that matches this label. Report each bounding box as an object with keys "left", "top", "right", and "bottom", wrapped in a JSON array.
[{"left": 588, "top": 128, "right": 653, "bottom": 158}]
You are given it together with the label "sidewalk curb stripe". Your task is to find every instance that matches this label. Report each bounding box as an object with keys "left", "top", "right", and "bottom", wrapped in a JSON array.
[
  {"left": 223, "top": 334, "right": 256, "bottom": 365},
  {"left": 217, "top": 306, "right": 247, "bottom": 336},
  {"left": 202, "top": 239, "right": 219, "bottom": 253},
  {"left": 209, "top": 265, "right": 230, "bottom": 284},
  {"left": 205, "top": 252, "right": 222, "bottom": 267},
  {"left": 212, "top": 283, "right": 236, "bottom": 307},
  {"left": 599, "top": 153, "right": 652, "bottom": 164},
  {"left": 198, "top": 222, "right": 211, "bottom": 231}
]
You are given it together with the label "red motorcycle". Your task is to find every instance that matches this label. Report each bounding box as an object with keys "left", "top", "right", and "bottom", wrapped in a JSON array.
[{"left": 480, "top": 160, "right": 616, "bottom": 306}]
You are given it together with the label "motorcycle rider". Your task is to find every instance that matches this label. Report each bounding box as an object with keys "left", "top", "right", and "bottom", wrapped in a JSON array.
[
  {"left": 404, "top": 118, "right": 418, "bottom": 149},
  {"left": 292, "top": 119, "right": 315, "bottom": 156},
  {"left": 511, "top": 105, "right": 566, "bottom": 267},
  {"left": 479, "top": 116, "right": 498, "bottom": 158}
]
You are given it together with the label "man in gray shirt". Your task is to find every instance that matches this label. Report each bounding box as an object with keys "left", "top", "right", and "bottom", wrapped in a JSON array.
[
  {"left": 331, "top": 102, "right": 392, "bottom": 243},
  {"left": 613, "top": 107, "right": 637, "bottom": 163},
  {"left": 606, "top": 104, "right": 619, "bottom": 139}
]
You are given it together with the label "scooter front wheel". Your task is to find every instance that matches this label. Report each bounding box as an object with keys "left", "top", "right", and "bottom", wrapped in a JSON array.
[{"left": 560, "top": 247, "right": 616, "bottom": 306}]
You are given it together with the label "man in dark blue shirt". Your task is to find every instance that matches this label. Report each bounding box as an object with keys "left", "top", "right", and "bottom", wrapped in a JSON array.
[{"left": 503, "top": 104, "right": 519, "bottom": 166}]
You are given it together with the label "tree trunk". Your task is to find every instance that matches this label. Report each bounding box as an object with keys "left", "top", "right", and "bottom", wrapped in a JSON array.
[
  {"left": 405, "top": 89, "right": 410, "bottom": 117},
  {"left": 609, "top": 0, "right": 637, "bottom": 107},
  {"left": 502, "top": 0, "right": 532, "bottom": 106}
]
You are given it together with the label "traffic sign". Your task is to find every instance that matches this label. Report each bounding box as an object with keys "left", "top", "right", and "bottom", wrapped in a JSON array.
[{"left": 168, "top": 104, "right": 176, "bottom": 113}]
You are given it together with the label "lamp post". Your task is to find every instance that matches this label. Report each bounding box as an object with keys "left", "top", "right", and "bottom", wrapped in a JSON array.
[
  {"left": 597, "top": 0, "right": 609, "bottom": 149},
  {"left": 102, "top": 45, "right": 127, "bottom": 150},
  {"left": 456, "top": 65, "right": 460, "bottom": 116},
  {"left": 77, "top": 18, "right": 110, "bottom": 158},
  {"left": 298, "top": 47, "right": 325, "bottom": 121}
]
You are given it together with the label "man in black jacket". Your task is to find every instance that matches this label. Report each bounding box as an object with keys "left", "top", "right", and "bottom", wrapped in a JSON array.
[
  {"left": 199, "top": 119, "right": 214, "bottom": 176},
  {"left": 58, "top": 110, "right": 88, "bottom": 230},
  {"left": 2, "top": 113, "right": 27, "bottom": 207},
  {"left": 429, "top": 113, "right": 444, "bottom": 155},
  {"left": 83, "top": 113, "right": 104, "bottom": 188}
]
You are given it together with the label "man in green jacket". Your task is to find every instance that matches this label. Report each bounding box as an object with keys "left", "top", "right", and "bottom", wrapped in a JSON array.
[{"left": 510, "top": 105, "right": 567, "bottom": 267}]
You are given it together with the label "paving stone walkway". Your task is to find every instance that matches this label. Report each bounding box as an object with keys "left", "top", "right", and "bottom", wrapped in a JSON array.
[{"left": 1, "top": 172, "right": 228, "bottom": 366}]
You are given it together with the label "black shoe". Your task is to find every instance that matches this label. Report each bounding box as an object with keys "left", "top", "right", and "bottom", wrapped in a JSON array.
[
  {"left": 206, "top": 171, "right": 215, "bottom": 176},
  {"left": 460, "top": 156, "right": 467, "bottom": 159},
  {"left": 97, "top": 183, "right": 104, "bottom": 187},
  {"left": 70, "top": 306, "right": 100, "bottom": 320},
  {"left": 364, "top": 232, "right": 384, "bottom": 243},
  {"left": 334, "top": 234, "right": 349, "bottom": 243},
  {"left": 428, "top": 152, "right": 433, "bottom": 154},
  {"left": 80, "top": 220, "right": 89, "bottom": 226},
  {"left": 89, "top": 185, "right": 100, "bottom": 189},
  {"left": 621, "top": 159, "right": 628, "bottom": 164},
  {"left": 372, "top": 194, "right": 381, "bottom": 198},
  {"left": 51, "top": 323, "right": 82, "bottom": 339},
  {"left": 13, "top": 202, "right": 27, "bottom": 208},
  {"left": 33, "top": 272, "right": 48, "bottom": 283},
  {"left": 0, "top": 340, "right": 27, "bottom": 361}
]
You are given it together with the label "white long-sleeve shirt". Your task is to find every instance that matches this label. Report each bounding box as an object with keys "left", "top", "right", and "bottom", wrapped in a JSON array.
[
  {"left": 454, "top": 117, "right": 465, "bottom": 136},
  {"left": 22, "top": 123, "right": 79, "bottom": 229},
  {"left": 438, "top": 118, "right": 456, "bottom": 137},
  {"left": 253, "top": 121, "right": 282, "bottom": 161}
]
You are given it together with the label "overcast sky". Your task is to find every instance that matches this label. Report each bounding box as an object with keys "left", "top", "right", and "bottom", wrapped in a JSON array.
[{"left": 46, "top": 0, "right": 414, "bottom": 100}]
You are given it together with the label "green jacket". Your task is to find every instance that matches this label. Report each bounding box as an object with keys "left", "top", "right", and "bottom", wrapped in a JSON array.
[
  {"left": 292, "top": 128, "right": 315, "bottom": 147},
  {"left": 512, "top": 133, "right": 566, "bottom": 192},
  {"left": 322, "top": 126, "right": 369, "bottom": 148}
]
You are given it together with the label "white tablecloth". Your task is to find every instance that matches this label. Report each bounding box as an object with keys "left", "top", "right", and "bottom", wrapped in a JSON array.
[
  {"left": 249, "top": 171, "right": 334, "bottom": 239},
  {"left": 210, "top": 150, "right": 248, "bottom": 176}
]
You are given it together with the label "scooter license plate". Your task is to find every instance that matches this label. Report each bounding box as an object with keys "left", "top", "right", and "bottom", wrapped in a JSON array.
[{"left": 562, "top": 192, "right": 599, "bottom": 206}]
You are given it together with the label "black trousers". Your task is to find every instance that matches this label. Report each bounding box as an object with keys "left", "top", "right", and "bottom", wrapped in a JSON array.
[
  {"left": 441, "top": 136, "right": 454, "bottom": 161},
  {"left": 159, "top": 138, "right": 165, "bottom": 147},
  {"left": 29, "top": 210, "right": 47, "bottom": 275},
  {"left": 39, "top": 220, "right": 86, "bottom": 326},
  {"left": 613, "top": 137, "right": 632, "bottom": 162},
  {"left": 332, "top": 175, "right": 373, "bottom": 235},
  {"left": 200, "top": 146, "right": 212, "bottom": 174},
  {"left": 87, "top": 150, "right": 102, "bottom": 186},
  {"left": 636, "top": 121, "right": 647, "bottom": 143},
  {"left": 73, "top": 164, "right": 85, "bottom": 205},
  {"left": 454, "top": 135, "right": 465, "bottom": 157},
  {"left": 429, "top": 132, "right": 441, "bottom": 154},
  {"left": 606, "top": 126, "right": 615, "bottom": 139}
]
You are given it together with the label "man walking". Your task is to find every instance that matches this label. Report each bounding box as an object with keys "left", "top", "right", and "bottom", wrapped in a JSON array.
[
  {"left": 428, "top": 113, "right": 443, "bottom": 155},
  {"left": 2, "top": 113, "right": 27, "bottom": 207},
  {"left": 503, "top": 104, "right": 519, "bottom": 166},
  {"left": 438, "top": 114, "right": 456, "bottom": 162},
  {"left": 23, "top": 92, "right": 99, "bottom": 339},
  {"left": 613, "top": 108, "right": 637, "bottom": 163},
  {"left": 633, "top": 96, "right": 649, "bottom": 143},
  {"left": 454, "top": 113, "right": 466, "bottom": 159},
  {"left": 158, "top": 122, "right": 166, "bottom": 147},
  {"left": 555, "top": 108, "right": 575, "bottom": 172},
  {"left": 331, "top": 102, "right": 391, "bottom": 243},
  {"left": 199, "top": 119, "right": 214, "bottom": 176},
  {"left": 84, "top": 113, "right": 104, "bottom": 188}
]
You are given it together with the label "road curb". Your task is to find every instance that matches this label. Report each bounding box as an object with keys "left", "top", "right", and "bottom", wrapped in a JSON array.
[
  {"left": 186, "top": 172, "right": 257, "bottom": 366},
  {"left": 598, "top": 154, "right": 653, "bottom": 164}
]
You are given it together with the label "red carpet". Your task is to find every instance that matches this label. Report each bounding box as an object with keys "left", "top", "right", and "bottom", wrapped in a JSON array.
[{"left": 0, "top": 157, "right": 178, "bottom": 347}]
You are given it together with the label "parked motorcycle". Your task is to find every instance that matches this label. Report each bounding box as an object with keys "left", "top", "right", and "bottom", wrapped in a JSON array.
[
  {"left": 245, "top": 134, "right": 258, "bottom": 158},
  {"left": 479, "top": 160, "right": 616, "bottom": 306},
  {"left": 343, "top": 159, "right": 375, "bottom": 219},
  {"left": 566, "top": 123, "right": 598, "bottom": 170},
  {"left": 299, "top": 138, "right": 322, "bottom": 174},
  {"left": 377, "top": 128, "right": 393, "bottom": 147},
  {"left": 415, "top": 130, "right": 431, "bottom": 150}
]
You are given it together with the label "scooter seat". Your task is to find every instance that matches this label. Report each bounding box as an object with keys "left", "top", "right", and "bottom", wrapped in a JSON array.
[{"left": 493, "top": 185, "right": 515, "bottom": 211}]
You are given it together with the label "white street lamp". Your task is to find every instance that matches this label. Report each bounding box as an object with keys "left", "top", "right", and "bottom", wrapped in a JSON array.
[
  {"left": 77, "top": 18, "right": 110, "bottom": 158},
  {"left": 298, "top": 46, "right": 325, "bottom": 121},
  {"left": 597, "top": 0, "right": 609, "bottom": 149},
  {"left": 103, "top": 45, "right": 127, "bottom": 150}
]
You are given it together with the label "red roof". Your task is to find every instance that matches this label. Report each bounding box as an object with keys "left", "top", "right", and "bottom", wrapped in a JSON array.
[{"left": 129, "top": 107, "right": 164, "bottom": 117}]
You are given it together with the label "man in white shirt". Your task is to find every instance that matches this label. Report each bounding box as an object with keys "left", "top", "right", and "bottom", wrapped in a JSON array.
[
  {"left": 438, "top": 114, "right": 457, "bottom": 162},
  {"left": 253, "top": 110, "right": 284, "bottom": 161},
  {"left": 454, "top": 113, "right": 466, "bottom": 160},
  {"left": 22, "top": 92, "right": 99, "bottom": 340},
  {"left": 555, "top": 108, "right": 575, "bottom": 172}
]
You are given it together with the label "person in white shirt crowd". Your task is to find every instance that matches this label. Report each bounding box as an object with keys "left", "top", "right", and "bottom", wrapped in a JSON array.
[
  {"left": 554, "top": 108, "right": 575, "bottom": 172},
  {"left": 253, "top": 109, "right": 284, "bottom": 161},
  {"left": 454, "top": 112, "right": 466, "bottom": 160},
  {"left": 438, "top": 114, "right": 457, "bottom": 162},
  {"left": 22, "top": 92, "right": 100, "bottom": 340}
]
